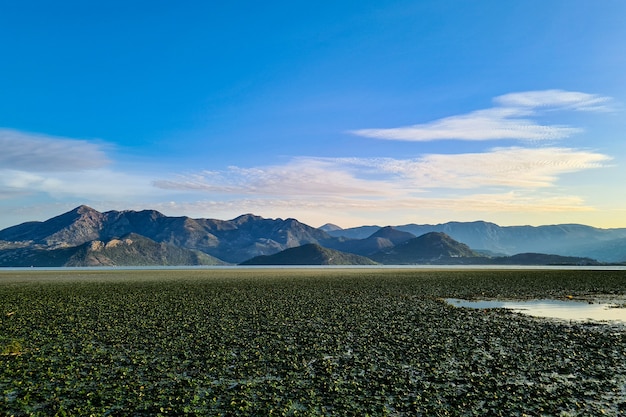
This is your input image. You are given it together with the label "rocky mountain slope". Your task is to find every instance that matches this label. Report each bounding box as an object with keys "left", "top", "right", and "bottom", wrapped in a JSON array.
[
  {"left": 0, "top": 232, "right": 224, "bottom": 267},
  {"left": 65, "top": 233, "right": 225, "bottom": 267}
]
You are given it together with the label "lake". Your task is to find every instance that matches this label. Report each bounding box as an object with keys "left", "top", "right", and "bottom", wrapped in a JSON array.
[{"left": 446, "top": 297, "right": 626, "bottom": 323}]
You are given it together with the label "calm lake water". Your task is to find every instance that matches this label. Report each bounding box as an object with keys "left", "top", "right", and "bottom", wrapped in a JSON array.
[
  {"left": 2, "top": 265, "right": 626, "bottom": 271},
  {"left": 446, "top": 298, "right": 626, "bottom": 323}
]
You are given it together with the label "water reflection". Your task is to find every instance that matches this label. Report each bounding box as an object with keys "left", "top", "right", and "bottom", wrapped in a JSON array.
[{"left": 446, "top": 298, "right": 626, "bottom": 323}]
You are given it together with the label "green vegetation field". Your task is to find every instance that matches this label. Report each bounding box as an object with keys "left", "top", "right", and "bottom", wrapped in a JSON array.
[{"left": 1, "top": 268, "right": 625, "bottom": 416}]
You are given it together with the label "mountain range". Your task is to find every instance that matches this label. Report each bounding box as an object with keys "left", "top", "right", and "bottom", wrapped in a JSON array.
[
  {"left": 0, "top": 205, "right": 622, "bottom": 266},
  {"left": 324, "top": 221, "right": 626, "bottom": 262}
]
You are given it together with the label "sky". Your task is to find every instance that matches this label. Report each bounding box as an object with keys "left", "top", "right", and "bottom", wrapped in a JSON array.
[{"left": 1, "top": 0, "right": 626, "bottom": 229}]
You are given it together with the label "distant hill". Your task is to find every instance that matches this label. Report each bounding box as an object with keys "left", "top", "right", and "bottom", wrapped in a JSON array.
[
  {"left": 488, "top": 253, "right": 601, "bottom": 266},
  {"left": 327, "top": 221, "right": 626, "bottom": 262},
  {"left": 371, "top": 232, "right": 484, "bottom": 264},
  {"left": 567, "top": 237, "right": 626, "bottom": 264},
  {"left": 318, "top": 223, "right": 343, "bottom": 232},
  {"left": 240, "top": 243, "right": 378, "bottom": 266},
  {"left": 326, "top": 225, "right": 381, "bottom": 240},
  {"left": 369, "top": 226, "right": 416, "bottom": 244},
  {"left": 240, "top": 236, "right": 600, "bottom": 267},
  {"left": 335, "top": 226, "right": 416, "bottom": 256}
]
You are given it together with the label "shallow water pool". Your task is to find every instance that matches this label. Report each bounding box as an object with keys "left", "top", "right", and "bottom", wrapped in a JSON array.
[{"left": 445, "top": 298, "right": 626, "bottom": 323}]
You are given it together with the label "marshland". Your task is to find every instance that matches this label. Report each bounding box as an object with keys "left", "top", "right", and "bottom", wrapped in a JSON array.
[{"left": 1, "top": 268, "right": 625, "bottom": 416}]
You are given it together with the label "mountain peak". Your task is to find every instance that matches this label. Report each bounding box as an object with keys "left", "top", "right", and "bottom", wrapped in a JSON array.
[
  {"left": 74, "top": 204, "right": 98, "bottom": 214},
  {"left": 63, "top": 205, "right": 102, "bottom": 219},
  {"left": 319, "top": 223, "right": 343, "bottom": 232},
  {"left": 231, "top": 213, "right": 265, "bottom": 225},
  {"left": 368, "top": 226, "right": 416, "bottom": 244}
]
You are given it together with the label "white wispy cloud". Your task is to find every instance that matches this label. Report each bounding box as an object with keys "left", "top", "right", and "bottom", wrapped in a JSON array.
[
  {"left": 339, "top": 147, "right": 610, "bottom": 188},
  {"left": 154, "top": 147, "right": 610, "bottom": 198},
  {"left": 0, "top": 169, "right": 158, "bottom": 200},
  {"left": 145, "top": 143, "right": 609, "bottom": 227},
  {"left": 0, "top": 129, "right": 110, "bottom": 171},
  {"left": 0, "top": 129, "right": 156, "bottom": 202},
  {"left": 351, "top": 108, "right": 580, "bottom": 141},
  {"left": 351, "top": 89, "right": 612, "bottom": 142},
  {"left": 153, "top": 158, "right": 398, "bottom": 197},
  {"left": 156, "top": 192, "right": 593, "bottom": 216},
  {"left": 494, "top": 90, "right": 612, "bottom": 111}
]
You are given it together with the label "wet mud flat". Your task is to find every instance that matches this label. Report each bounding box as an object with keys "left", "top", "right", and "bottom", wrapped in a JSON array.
[{"left": 1, "top": 268, "right": 625, "bottom": 416}]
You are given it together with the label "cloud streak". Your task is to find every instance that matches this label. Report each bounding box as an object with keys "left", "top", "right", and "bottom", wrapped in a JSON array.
[
  {"left": 0, "top": 169, "right": 158, "bottom": 200},
  {"left": 351, "top": 90, "right": 612, "bottom": 142},
  {"left": 144, "top": 189, "right": 595, "bottom": 230},
  {"left": 154, "top": 147, "right": 610, "bottom": 197},
  {"left": 154, "top": 158, "right": 398, "bottom": 197},
  {"left": 352, "top": 108, "right": 580, "bottom": 141},
  {"left": 0, "top": 129, "right": 110, "bottom": 171},
  {"left": 494, "top": 90, "right": 612, "bottom": 111},
  {"left": 156, "top": 192, "right": 594, "bottom": 215},
  {"left": 343, "top": 147, "right": 610, "bottom": 188},
  {"left": 0, "top": 129, "right": 153, "bottom": 204}
]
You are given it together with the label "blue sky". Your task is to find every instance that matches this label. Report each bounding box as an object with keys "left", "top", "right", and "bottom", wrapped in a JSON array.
[{"left": 1, "top": 0, "right": 626, "bottom": 229}]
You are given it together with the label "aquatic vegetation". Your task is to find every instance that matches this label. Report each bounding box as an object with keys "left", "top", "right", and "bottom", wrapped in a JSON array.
[
  {"left": 0, "top": 268, "right": 625, "bottom": 416},
  {"left": 0, "top": 338, "right": 24, "bottom": 356}
]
